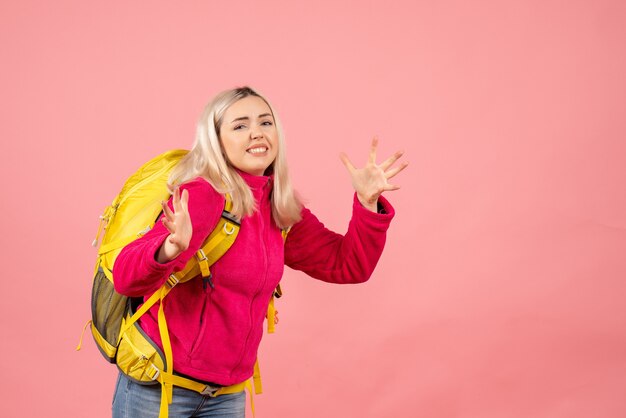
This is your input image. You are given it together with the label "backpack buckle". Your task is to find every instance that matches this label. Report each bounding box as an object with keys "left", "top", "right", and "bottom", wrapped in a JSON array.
[
  {"left": 196, "top": 249, "right": 207, "bottom": 262},
  {"left": 223, "top": 222, "right": 236, "bottom": 235},
  {"left": 200, "top": 384, "right": 220, "bottom": 396},
  {"left": 166, "top": 274, "right": 180, "bottom": 288},
  {"left": 196, "top": 250, "right": 212, "bottom": 277},
  {"left": 148, "top": 364, "right": 160, "bottom": 381}
]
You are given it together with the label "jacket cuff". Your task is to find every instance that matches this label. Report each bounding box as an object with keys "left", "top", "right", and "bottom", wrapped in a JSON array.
[
  {"left": 144, "top": 232, "right": 186, "bottom": 273},
  {"left": 352, "top": 193, "right": 395, "bottom": 224}
]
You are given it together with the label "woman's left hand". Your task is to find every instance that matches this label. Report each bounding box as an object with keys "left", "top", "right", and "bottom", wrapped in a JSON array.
[{"left": 340, "top": 136, "right": 408, "bottom": 212}]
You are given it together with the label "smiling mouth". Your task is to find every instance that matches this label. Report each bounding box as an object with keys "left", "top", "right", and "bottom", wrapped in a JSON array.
[{"left": 247, "top": 147, "right": 268, "bottom": 154}]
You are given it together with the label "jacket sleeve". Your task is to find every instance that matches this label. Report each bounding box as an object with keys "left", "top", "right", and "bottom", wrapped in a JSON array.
[
  {"left": 112, "top": 179, "right": 225, "bottom": 297},
  {"left": 284, "top": 193, "right": 395, "bottom": 284}
]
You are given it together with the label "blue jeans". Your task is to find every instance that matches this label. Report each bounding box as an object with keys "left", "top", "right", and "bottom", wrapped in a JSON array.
[{"left": 112, "top": 372, "right": 246, "bottom": 418}]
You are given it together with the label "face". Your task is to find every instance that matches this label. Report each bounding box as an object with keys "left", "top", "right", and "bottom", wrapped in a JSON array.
[{"left": 219, "top": 95, "right": 278, "bottom": 176}]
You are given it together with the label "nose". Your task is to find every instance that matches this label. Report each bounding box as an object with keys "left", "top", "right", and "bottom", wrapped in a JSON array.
[{"left": 250, "top": 126, "right": 264, "bottom": 140}]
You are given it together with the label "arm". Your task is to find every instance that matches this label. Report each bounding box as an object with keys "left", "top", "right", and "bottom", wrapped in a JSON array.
[
  {"left": 284, "top": 194, "right": 395, "bottom": 284},
  {"left": 112, "top": 178, "right": 224, "bottom": 297},
  {"left": 285, "top": 136, "right": 407, "bottom": 283}
]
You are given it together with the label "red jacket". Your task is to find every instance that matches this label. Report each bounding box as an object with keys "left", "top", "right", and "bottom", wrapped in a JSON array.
[{"left": 113, "top": 171, "right": 395, "bottom": 386}]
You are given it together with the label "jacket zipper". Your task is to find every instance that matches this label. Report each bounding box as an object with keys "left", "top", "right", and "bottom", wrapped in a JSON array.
[
  {"left": 231, "top": 190, "right": 271, "bottom": 375},
  {"left": 202, "top": 274, "right": 215, "bottom": 290}
]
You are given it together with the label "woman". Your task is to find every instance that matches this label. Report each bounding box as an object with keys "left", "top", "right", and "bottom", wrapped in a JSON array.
[{"left": 111, "top": 86, "right": 407, "bottom": 417}]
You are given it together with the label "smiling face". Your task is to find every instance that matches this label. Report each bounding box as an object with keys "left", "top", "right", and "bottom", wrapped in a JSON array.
[{"left": 218, "top": 95, "right": 279, "bottom": 176}]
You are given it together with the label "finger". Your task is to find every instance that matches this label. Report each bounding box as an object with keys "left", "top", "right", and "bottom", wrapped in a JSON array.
[
  {"left": 172, "top": 187, "right": 181, "bottom": 212},
  {"left": 180, "top": 189, "right": 189, "bottom": 212},
  {"left": 384, "top": 161, "right": 409, "bottom": 180},
  {"left": 368, "top": 136, "right": 379, "bottom": 165},
  {"left": 339, "top": 152, "right": 356, "bottom": 173},
  {"left": 162, "top": 217, "right": 176, "bottom": 234},
  {"left": 161, "top": 200, "right": 175, "bottom": 221},
  {"left": 380, "top": 150, "right": 404, "bottom": 171},
  {"left": 383, "top": 183, "right": 401, "bottom": 192}
]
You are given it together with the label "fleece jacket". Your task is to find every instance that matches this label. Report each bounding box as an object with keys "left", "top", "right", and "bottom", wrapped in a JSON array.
[{"left": 113, "top": 170, "right": 395, "bottom": 386}]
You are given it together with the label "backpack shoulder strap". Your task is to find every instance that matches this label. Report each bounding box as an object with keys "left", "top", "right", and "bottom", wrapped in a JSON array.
[
  {"left": 121, "top": 192, "right": 240, "bottom": 333},
  {"left": 266, "top": 226, "right": 290, "bottom": 334},
  {"left": 138, "top": 193, "right": 242, "bottom": 411},
  {"left": 168, "top": 193, "right": 240, "bottom": 287}
]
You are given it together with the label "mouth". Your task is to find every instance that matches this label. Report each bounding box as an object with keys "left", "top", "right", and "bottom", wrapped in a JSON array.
[{"left": 246, "top": 146, "right": 269, "bottom": 155}]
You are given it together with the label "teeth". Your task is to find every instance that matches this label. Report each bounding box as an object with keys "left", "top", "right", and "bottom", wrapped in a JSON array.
[{"left": 248, "top": 147, "right": 267, "bottom": 154}]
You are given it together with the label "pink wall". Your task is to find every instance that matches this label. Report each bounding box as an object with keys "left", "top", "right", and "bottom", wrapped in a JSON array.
[{"left": 1, "top": 0, "right": 625, "bottom": 416}]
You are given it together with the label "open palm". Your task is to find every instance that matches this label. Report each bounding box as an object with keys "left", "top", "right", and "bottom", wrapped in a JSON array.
[
  {"left": 157, "top": 186, "right": 192, "bottom": 262},
  {"left": 340, "top": 136, "right": 408, "bottom": 211}
]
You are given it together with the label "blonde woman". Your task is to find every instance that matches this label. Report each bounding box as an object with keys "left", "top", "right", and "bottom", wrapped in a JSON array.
[{"left": 112, "top": 86, "right": 407, "bottom": 417}]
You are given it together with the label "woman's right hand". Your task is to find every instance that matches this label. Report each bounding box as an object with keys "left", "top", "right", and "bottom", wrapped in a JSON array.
[{"left": 156, "top": 187, "right": 192, "bottom": 263}]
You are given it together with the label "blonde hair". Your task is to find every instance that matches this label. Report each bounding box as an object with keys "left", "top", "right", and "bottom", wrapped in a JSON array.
[{"left": 168, "top": 86, "right": 302, "bottom": 228}]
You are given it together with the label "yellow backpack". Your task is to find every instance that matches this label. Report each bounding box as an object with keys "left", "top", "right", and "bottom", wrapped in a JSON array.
[{"left": 78, "top": 149, "right": 283, "bottom": 417}]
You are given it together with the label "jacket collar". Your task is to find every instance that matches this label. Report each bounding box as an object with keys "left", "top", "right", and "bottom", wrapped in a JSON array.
[{"left": 234, "top": 168, "right": 274, "bottom": 192}]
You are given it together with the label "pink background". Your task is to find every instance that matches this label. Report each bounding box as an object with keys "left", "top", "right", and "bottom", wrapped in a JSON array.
[{"left": 1, "top": 1, "right": 625, "bottom": 417}]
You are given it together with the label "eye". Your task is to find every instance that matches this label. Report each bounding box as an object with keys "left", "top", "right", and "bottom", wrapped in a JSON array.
[
  {"left": 234, "top": 124, "right": 246, "bottom": 130},
  {"left": 262, "top": 121, "right": 273, "bottom": 126}
]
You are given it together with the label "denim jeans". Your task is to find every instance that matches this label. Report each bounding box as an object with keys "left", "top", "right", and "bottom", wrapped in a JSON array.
[{"left": 112, "top": 372, "right": 246, "bottom": 418}]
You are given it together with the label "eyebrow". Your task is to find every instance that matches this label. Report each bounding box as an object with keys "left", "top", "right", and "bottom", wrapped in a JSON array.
[{"left": 230, "top": 113, "right": 273, "bottom": 123}]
